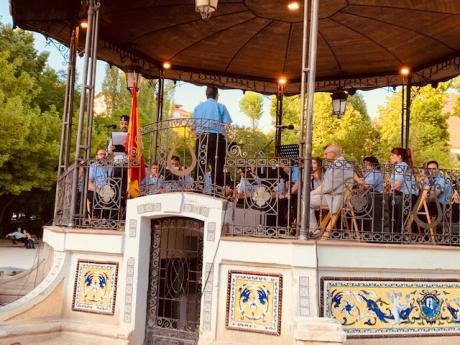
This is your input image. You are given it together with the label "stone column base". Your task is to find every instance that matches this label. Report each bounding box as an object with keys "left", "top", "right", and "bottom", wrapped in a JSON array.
[{"left": 294, "top": 317, "right": 346, "bottom": 345}]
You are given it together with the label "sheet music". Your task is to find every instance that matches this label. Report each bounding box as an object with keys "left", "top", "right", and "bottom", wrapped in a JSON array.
[{"left": 112, "top": 132, "right": 128, "bottom": 146}]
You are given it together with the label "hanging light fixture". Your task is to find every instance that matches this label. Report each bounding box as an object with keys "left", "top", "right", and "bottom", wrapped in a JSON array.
[
  {"left": 195, "top": 0, "right": 218, "bottom": 19},
  {"left": 331, "top": 90, "right": 348, "bottom": 117},
  {"left": 287, "top": 1, "right": 300, "bottom": 10},
  {"left": 79, "top": 19, "right": 88, "bottom": 29},
  {"left": 125, "top": 69, "right": 141, "bottom": 92}
]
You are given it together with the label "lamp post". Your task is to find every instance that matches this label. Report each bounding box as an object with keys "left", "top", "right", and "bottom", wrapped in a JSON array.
[
  {"left": 275, "top": 77, "right": 286, "bottom": 154},
  {"left": 331, "top": 90, "right": 348, "bottom": 117},
  {"left": 399, "top": 66, "right": 411, "bottom": 148},
  {"left": 195, "top": 0, "right": 218, "bottom": 19}
]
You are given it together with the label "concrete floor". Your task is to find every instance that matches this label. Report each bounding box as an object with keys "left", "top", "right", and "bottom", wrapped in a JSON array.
[{"left": 0, "top": 242, "right": 46, "bottom": 273}]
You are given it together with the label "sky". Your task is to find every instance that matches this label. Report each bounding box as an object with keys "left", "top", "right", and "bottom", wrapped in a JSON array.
[{"left": 0, "top": 0, "right": 392, "bottom": 131}]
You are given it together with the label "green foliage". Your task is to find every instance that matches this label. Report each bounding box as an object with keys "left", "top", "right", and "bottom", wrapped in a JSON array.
[
  {"left": 269, "top": 86, "right": 454, "bottom": 167},
  {"left": 0, "top": 25, "right": 64, "bottom": 232},
  {"left": 376, "top": 85, "right": 452, "bottom": 166},
  {"left": 269, "top": 94, "right": 300, "bottom": 145},
  {"left": 93, "top": 65, "right": 176, "bottom": 157},
  {"left": 270, "top": 91, "right": 375, "bottom": 162},
  {"left": 452, "top": 76, "right": 460, "bottom": 117},
  {"left": 0, "top": 26, "right": 63, "bottom": 196},
  {"left": 239, "top": 91, "right": 264, "bottom": 129},
  {"left": 227, "top": 126, "right": 275, "bottom": 157}
]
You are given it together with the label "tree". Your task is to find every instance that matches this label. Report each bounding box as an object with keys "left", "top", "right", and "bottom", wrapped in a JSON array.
[
  {"left": 239, "top": 91, "right": 264, "bottom": 130},
  {"left": 0, "top": 25, "right": 64, "bottom": 233},
  {"left": 376, "top": 84, "right": 452, "bottom": 166},
  {"left": 94, "top": 66, "right": 176, "bottom": 161},
  {"left": 270, "top": 91, "right": 376, "bottom": 162}
]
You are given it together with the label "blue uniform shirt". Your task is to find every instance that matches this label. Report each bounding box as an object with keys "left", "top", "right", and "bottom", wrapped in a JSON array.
[
  {"left": 192, "top": 98, "right": 232, "bottom": 134},
  {"left": 390, "top": 162, "right": 418, "bottom": 195},
  {"left": 364, "top": 170, "right": 384, "bottom": 193},
  {"left": 142, "top": 174, "right": 162, "bottom": 195},
  {"left": 291, "top": 166, "right": 299, "bottom": 184},
  {"left": 431, "top": 174, "right": 452, "bottom": 205},
  {"left": 89, "top": 163, "right": 112, "bottom": 189},
  {"left": 203, "top": 171, "right": 212, "bottom": 193},
  {"left": 311, "top": 176, "right": 320, "bottom": 190},
  {"left": 277, "top": 178, "right": 286, "bottom": 195},
  {"left": 237, "top": 177, "right": 254, "bottom": 196}
]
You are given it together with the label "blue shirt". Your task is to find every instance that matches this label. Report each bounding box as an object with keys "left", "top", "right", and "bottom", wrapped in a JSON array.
[
  {"left": 192, "top": 98, "right": 232, "bottom": 134},
  {"left": 364, "top": 170, "right": 384, "bottom": 193},
  {"left": 390, "top": 162, "right": 418, "bottom": 195},
  {"left": 89, "top": 163, "right": 112, "bottom": 189},
  {"left": 203, "top": 172, "right": 212, "bottom": 193},
  {"left": 184, "top": 175, "right": 194, "bottom": 189},
  {"left": 237, "top": 177, "right": 254, "bottom": 195},
  {"left": 430, "top": 174, "right": 452, "bottom": 205},
  {"left": 142, "top": 174, "right": 162, "bottom": 195},
  {"left": 311, "top": 176, "right": 320, "bottom": 190},
  {"left": 322, "top": 165, "right": 333, "bottom": 182},
  {"left": 291, "top": 166, "right": 299, "bottom": 184},
  {"left": 277, "top": 178, "right": 286, "bottom": 195}
]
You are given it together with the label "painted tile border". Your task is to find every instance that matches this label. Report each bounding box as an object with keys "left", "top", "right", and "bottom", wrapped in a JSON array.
[
  {"left": 124, "top": 257, "right": 135, "bottom": 323},
  {"left": 203, "top": 262, "right": 213, "bottom": 331},
  {"left": 321, "top": 276, "right": 460, "bottom": 339},
  {"left": 298, "top": 276, "right": 310, "bottom": 317}
]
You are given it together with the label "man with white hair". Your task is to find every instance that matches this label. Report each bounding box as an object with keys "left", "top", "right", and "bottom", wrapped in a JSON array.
[{"left": 309, "top": 144, "right": 353, "bottom": 237}]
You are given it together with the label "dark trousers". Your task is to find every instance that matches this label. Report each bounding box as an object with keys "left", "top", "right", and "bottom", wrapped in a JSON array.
[
  {"left": 385, "top": 193, "right": 418, "bottom": 233},
  {"left": 196, "top": 133, "right": 227, "bottom": 188}
]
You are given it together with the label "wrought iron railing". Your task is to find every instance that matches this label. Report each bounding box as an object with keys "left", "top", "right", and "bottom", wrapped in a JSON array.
[
  {"left": 54, "top": 159, "right": 142, "bottom": 230},
  {"left": 313, "top": 164, "right": 460, "bottom": 245},
  {"left": 54, "top": 118, "right": 460, "bottom": 245},
  {"left": 222, "top": 154, "right": 460, "bottom": 245},
  {"left": 140, "top": 118, "right": 231, "bottom": 198}
]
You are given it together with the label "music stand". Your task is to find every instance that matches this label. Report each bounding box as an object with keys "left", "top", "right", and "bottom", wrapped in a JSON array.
[{"left": 276, "top": 144, "right": 299, "bottom": 158}]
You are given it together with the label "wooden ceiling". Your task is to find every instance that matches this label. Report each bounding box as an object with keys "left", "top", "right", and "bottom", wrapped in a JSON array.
[{"left": 10, "top": 0, "right": 460, "bottom": 94}]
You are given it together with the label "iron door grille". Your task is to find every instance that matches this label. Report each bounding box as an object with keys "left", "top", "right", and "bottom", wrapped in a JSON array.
[{"left": 145, "top": 217, "right": 204, "bottom": 345}]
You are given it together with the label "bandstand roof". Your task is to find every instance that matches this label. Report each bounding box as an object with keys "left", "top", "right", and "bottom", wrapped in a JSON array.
[{"left": 9, "top": 0, "right": 460, "bottom": 94}]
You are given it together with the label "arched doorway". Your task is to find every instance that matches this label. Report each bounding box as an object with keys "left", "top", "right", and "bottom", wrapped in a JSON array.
[{"left": 144, "top": 217, "right": 204, "bottom": 345}]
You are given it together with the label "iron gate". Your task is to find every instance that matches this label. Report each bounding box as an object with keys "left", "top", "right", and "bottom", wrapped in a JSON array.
[{"left": 144, "top": 217, "right": 204, "bottom": 345}]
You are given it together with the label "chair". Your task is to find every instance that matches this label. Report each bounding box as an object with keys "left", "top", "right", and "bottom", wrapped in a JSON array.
[
  {"left": 405, "top": 186, "right": 436, "bottom": 244},
  {"left": 320, "top": 188, "right": 361, "bottom": 241}
]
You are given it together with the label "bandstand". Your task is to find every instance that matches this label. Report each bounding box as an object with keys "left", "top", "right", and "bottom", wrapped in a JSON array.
[{"left": 2, "top": 1, "right": 460, "bottom": 345}]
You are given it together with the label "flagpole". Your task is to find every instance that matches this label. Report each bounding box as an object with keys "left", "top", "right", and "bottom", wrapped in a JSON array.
[{"left": 126, "top": 81, "right": 146, "bottom": 198}]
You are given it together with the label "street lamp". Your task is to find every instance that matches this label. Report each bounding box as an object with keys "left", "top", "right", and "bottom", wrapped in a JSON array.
[
  {"left": 125, "top": 69, "right": 141, "bottom": 92},
  {"left": 331, "top": 90, "right": 348, "bottom": 117},
  {"left": 195, "top": 0, "right": 218, "bottom": 19}
]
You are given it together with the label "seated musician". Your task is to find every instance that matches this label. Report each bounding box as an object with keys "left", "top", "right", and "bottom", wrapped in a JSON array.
[
  {"left": 142, "top": 163, "right": 162, "bottom": 195},
  {"left": 275, "top": 168, "right": 290, "bottom": 227},
  {"left": 309, "top": 144, "right": 353, "bottom": 238},
  {"left": 388, "top": 147, "right": 418, "bottom": 232},
  {"left": 236, "top": 168, "right": 254, "bottom": 202},
  {"left": 423, "top": 160, "right": 452, "bottom": 215},
  {"left": 160, "top": 155, "right": 182, "bottom": 192},
  {"left": 355, "top": 156, "right": 384, "bottom": 192},
  {"left": 354, "top": 156, "right": 384, "bottom": 233},
  {"left": 390, "top": 148, "right": 418, "bottom": 197},
  {"left": 311, "top": 157, "right": 323, "bottom": 190}
]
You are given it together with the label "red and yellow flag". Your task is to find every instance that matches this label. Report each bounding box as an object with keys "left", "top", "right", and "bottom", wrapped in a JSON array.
[{"left": 125, "top": 82, "right": 146, "bottom": 197}]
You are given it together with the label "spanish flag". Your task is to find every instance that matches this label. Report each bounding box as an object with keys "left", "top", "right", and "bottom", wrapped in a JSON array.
[{"left": 125, "top": 82, "right": 146, "bottom": 197}]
